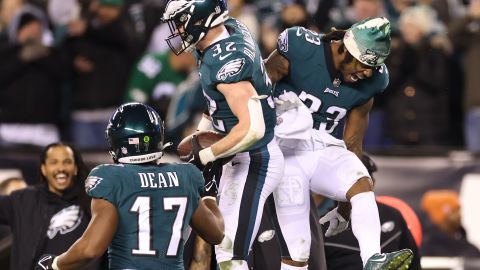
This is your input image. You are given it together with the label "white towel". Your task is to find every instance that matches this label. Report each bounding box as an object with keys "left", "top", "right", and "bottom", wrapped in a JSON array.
[{"left": 274, "top": 91, "right": 313, "bottom": 140}]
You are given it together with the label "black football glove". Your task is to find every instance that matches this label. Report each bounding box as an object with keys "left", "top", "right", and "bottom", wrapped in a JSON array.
[
  {"left": 201, "top": 160, "right": 224, "bottom": 198},
  {"left": 188, "top": 135, "right": 207, "bottom": 171},
  {"left": 35, "top": 254, "right": 56, "bottom": 270}
]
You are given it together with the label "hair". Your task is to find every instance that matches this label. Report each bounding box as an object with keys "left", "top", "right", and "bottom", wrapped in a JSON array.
[
  {"left": 39, "top": 142, "right": 92, "bottom": 216},
  {"left": 321, "top": 28, "right": 355, "bottom": 64}
]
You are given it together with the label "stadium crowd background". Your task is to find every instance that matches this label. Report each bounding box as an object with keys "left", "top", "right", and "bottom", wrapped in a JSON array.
[{"left": 1, "top": 0, "right": 480, "bottom": 269}]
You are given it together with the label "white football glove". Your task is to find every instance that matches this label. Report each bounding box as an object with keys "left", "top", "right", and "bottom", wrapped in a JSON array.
[
  {"left": 319, "top": 207, "right": 349, "bottom": 237},
  {"left": 275, "top": 91, "right": 304, "bottom": 114}
]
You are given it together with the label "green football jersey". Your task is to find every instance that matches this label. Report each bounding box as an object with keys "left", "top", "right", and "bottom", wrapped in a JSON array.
[
  {"left": 196, "top": 17, "right": 276, "bottom": 150},
  {"left": 125, "top": 52, "right": 186, "bottom": 103},
  {"left": 86, "top": 163, "right": 204, "bottom": 270},
  {"left": 274, "top": 27, "right": 389, "bottom": 139}
]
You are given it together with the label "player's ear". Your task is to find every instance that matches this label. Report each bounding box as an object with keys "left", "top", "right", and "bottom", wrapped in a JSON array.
[{"left": 40, "top": 164, "right": 48, "bottom": 181}]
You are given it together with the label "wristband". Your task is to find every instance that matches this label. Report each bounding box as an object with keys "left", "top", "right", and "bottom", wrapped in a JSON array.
[
  {"left": 52, "top": 257, "right": 60, "bottom": 270},
  {"left": 201, "top": 196, "right": 217, "bottom": 201},
  {"left": 199, "top": 147, "right": 216, "bottom": 165}
]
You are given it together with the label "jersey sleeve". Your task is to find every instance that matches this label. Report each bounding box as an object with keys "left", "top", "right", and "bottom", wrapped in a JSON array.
[
  {"left": 85, "top": 165, "right": 119, "bottom": 205},
  {"left": 276, "top": 27, "right": 320, "bottom": 63},
  {"left": 375, "top": 64, "right": 390, "bottom": 93},
  {"left": 207, "top": 50, "right": 254, "bottom": 86},
  {"left": 186, "top": 164, "right": 204, "bottom": 200}
]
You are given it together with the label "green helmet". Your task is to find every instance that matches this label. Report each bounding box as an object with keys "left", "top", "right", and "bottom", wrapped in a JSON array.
[
  {"left": 162, "top": 0, "right": 229, "bottom": 55},
  {"left": 106, "top": 102, "right": 164, "bottom": 164}
]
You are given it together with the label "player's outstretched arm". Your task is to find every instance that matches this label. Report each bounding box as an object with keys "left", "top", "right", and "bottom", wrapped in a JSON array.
[
  {"left": 343, "top": 98, "right": 374, "bottom": 157},
  {"left": 54, "top": 198, "right": 118, "bottom": 270},
  {"left": 264, "top": 49, "right": 289, "bottom": 83},
  {"left": 190, "top": 198, "right": 224, "bottom": 245}
]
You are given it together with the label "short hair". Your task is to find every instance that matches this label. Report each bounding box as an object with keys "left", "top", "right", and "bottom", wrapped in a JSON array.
[
  {"left": 321, "top": 28, "right": 355, "bottom": 64},
  {"left": 39, "top": 142, "right": 92, "bottom": 216}
]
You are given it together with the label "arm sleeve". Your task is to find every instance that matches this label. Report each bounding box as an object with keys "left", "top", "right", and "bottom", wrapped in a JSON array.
[{"left": 188, "top": 164, "right": 204, "bottom": 198}]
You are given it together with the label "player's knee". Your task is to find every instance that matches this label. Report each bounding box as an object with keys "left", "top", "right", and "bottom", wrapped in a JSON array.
[
  {"left": 274, "top": 176, "right": 307, "bottom": 208},
  {"left": 346, "top": 177, "right": 373, "bottom": 200},
  {"left": 287, "top": 240, "right": 310, "bottom": 263}
]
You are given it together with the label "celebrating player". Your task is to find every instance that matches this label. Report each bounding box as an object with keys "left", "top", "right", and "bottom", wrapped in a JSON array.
[
  {"left": 265, "top": 17, "right": 413, "bottom": 269},
  {"left": 35, "top": 102, "right": 224, "bottom": 270},
  {"left": 161, "top": 0, "right": 310, "bottom": 269}
]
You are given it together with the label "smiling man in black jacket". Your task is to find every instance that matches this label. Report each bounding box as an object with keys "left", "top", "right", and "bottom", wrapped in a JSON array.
[{"left": 0, "top": 143, "right": 102, "bottom": 270}]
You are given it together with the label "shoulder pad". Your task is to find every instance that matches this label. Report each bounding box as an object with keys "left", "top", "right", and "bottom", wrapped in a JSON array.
[
  {"left": 85, "top": 164, "right": 123, "bottom": 199},
  {"left": 277, "top": 27, "right": 322, "bottom": 61}
]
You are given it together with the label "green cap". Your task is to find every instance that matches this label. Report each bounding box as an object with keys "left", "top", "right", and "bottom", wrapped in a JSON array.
[
  {"left": 99, "top": 0, "right": 124, "bottom": 6},
  {"left": 343, "top": 17, "right": 391, "bottom": 67}
]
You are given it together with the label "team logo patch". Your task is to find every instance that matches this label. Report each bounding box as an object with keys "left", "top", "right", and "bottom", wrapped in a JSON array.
[
  {"left": 258, "top": 230, "right": 276, "bottom": 243},
  {"left": 47, "top": 205, "right": 83, "bottom": 239},
  {"left": 85, "top": 175, "right": 103, "bottom": 193},
  {"left": 278, "top": 30, "right": 288, "bottom": 52},
  {"left": 381, "top": 221, "right": 395, "bottom": 233},
  {"left": 216, "top": 58, "right": 245, "bottom": 81},
  {"left": 359, "top": 49, "right": 380, "bottom": 66},
  {"left": 324, "top": 88, "right": 339, "bottom": 97}
]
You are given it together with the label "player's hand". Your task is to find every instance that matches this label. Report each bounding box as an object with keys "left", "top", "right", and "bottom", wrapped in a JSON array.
[
  {"left": 319, "top": 207, "right": 349, "bottom": 237},
  {"left": 35, "top": 254, "right": 56, "bottom": 270},
  {"left": 201, "top": 161, "right": 223, "bottom": 198},
  {"left": 189, "top": 135, "right": 206, "bottom": 171}
]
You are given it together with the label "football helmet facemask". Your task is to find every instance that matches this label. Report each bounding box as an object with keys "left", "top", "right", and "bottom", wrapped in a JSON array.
[
  {"left": 162, "top": 0, "right": 228, "bottom": 55},
  {"left": 106, "top": 102, "right": 164, "bottom": 164}
]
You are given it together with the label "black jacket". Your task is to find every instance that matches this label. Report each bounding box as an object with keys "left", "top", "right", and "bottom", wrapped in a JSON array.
[
  {"left": 0, "top": 184, "right": 99, "bottom": 270},
  {"left": 0, "top": 186, "right": 52, "bottom": 270},
  {"left": 322, "top": 202, "right": 422, "bottom": 270},
  {"left": 0, "top": 44, "right": 68, "bottom": 124}
]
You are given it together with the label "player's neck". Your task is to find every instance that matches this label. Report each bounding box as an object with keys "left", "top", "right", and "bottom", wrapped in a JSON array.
[{"left": 196, "top": 24, "right": 228, "bottom": 52}]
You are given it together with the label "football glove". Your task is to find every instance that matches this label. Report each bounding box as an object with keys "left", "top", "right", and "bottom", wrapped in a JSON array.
[
  {"left": 201, "top": 161, "right": 223, "bottom": 198},
  {"left": 319, "top": 207, "right": 350, "bottom": 237},
  {"left": 35, "top": 254, "right": 56, "bottom": 270},
  {"left": 189, "top": 135, "right": 206, "bottom": 171}
]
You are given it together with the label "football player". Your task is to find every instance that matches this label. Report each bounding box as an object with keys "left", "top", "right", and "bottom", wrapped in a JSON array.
[
  {"left": 35, "top": 102, "right": 224, "bottom": 270},
  {"left": 162, "top": 1, "right": 306, "bottom": 269},
  {"left": 265, "top": 17, "right": 414, "bottom": 269}
]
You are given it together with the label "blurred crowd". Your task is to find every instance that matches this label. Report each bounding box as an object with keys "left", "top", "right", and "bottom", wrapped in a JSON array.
[
  {"left": 1, "top": 1, "right": 480, "bottom": 267},
  {"left": 1, "top": 0, "right": 480, "bottom": 153}
]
